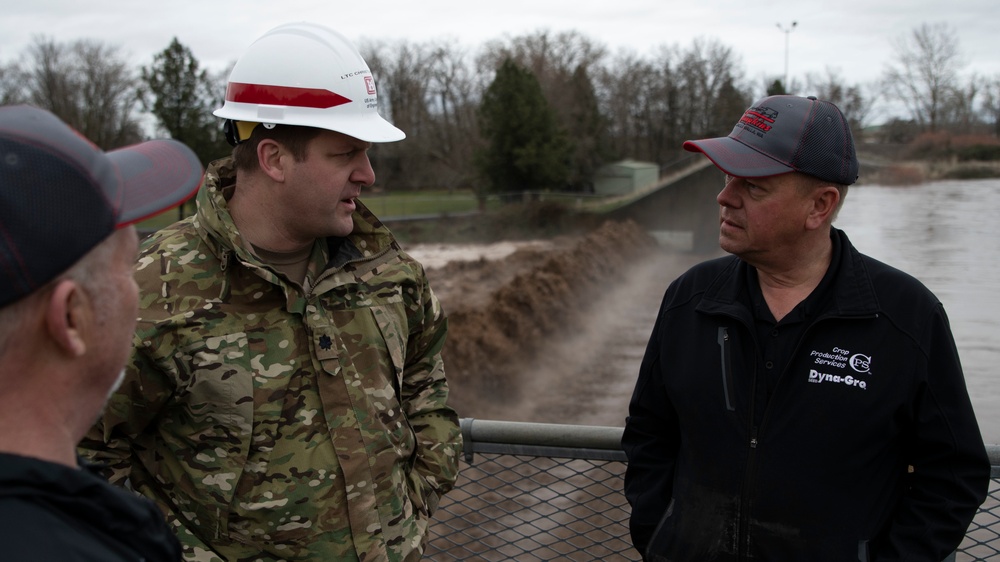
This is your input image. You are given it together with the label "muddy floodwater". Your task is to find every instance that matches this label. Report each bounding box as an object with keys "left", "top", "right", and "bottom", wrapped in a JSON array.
[
  {"left": 406, "top": 178, "right": 1000, "bottom": 445},
  {"left": 409, "top": 180, "right": 1000, "bottom": 561},
  {"left": 834, "top": 178, "right": 1000, "bottom": 445}
]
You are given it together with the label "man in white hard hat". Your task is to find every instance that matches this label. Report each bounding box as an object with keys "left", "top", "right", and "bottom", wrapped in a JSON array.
[
  {"left": 80, "top": 22, "right": 462, "bottom": 562},
  {"left": 0, "top": 104, "right": 202, "bottom": 561}
]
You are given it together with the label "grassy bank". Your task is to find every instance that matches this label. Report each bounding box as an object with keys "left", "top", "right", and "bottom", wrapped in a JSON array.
[
  {"left": 385, "top": 201, "right": 606, "bottom": 245},
  {"left": 139, "top": 156, "right": 1000, "bottom": 240},
  {"left": 858, "top": 158, "right": 1000, "bottom": 186},
  {"left": 138, "top": 194, "right": 602, "bottom": 245}
]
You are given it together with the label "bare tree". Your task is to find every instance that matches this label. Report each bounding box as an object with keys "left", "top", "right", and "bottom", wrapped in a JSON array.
[
  {"left": 634, "top": 45, "right": 683, "bottom": 163},
  {"left": 366, "top": 40, "right": 446, "bottom": 190},
  {"left": 882, "top": 23, "right": 963, "bottom": 133},
  {"left": 424, "top": 43, "right": 482, "bottom": 190},
  {"left": 0, "top": 60, "right": 26, "bottom": 104},
  {"left": 23, "top": 36, "right": 142, "bottom": 149},
  {"left": 478, "top": 29, "right": 607, "bottom": 99},
  {"left": 675, "top": 38, "right": 749, "bottom": 139},
  {"left": 806, "top": 67, "right": 877, "bottom": 133},
  {"left": 594, "top": 39, "right": 749, "bottom": 167},
  {"left": 982, "top": 74, "right": 1000, "bottom": 137},
  {"left": 363, "top": 39, "right": 484, "bottom": 191},
  {"left": 594, "top": 50, "right": 658, "bottom": 162},
  {"left": 26, "top": 39, "right": 76, "bottom": 122},
  {"left": 944, "top": 76, "right": 982, "bottom": 134},
  {"left": 363, "top": 40, "right": 429, "bottom": 189}
]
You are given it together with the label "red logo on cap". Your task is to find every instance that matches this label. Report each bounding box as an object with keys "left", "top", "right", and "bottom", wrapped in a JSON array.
[
  {"left": 739, "top": 107, "right": 778, "bottom": 134},
  {"left": 364, "top": 76, "right": 376, "bottom": 95}
]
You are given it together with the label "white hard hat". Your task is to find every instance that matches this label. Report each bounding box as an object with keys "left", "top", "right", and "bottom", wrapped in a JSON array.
[{"left": 213, "top": 22, "right": 405, "bottom": 143}]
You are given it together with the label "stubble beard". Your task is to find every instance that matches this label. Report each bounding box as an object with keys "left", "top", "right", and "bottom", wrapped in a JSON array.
[{"left": 95, "top": 369, "right": 127, "bottom": 422}]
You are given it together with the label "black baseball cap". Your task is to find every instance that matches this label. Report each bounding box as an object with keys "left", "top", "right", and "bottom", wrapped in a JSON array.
[
  {"left": 0, "top": 105, "right": 203, "bottom": 307},
  {"left": 683, "top": 95, "right": 859, "bottom": 186}
]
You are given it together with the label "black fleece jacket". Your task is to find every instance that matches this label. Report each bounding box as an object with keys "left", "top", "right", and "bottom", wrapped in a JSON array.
[
  {"left": 623, "top": 228, "right": 989, "bottom": 562},
  {"left": 0, "top": 452, "right": 180, "bottom": 561}
]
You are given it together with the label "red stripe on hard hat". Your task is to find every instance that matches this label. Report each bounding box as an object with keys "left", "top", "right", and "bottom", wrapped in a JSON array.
[{"left": 226, "top": 82, "right": 352, "bottom": 109}]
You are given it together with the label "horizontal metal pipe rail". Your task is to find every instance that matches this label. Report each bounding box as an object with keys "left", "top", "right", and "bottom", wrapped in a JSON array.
[
  {"left": 426, "top": 419, "right": 1000, "bottom": 561},
  {"left": 460, "top": 418, "right": 627, "bottom": 462}
]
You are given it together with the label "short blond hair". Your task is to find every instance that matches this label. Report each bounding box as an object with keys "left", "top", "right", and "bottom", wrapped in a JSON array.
[{"left": 796, "top": 173, "right": 849, "bottom": 221}]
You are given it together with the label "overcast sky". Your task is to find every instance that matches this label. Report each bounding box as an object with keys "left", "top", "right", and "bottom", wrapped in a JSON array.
[{"left": 2, "top": 0, "right": 997, "bottom": 108}]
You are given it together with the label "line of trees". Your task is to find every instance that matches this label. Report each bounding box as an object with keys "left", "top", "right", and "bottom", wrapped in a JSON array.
[
  {"left": 363, "top": 31, "right": 767, "bottom": 193},
  {"left": 1, "top": 23, "right": 997, "bottom": 197},
  {"left": 0, "top": 36, "right": 231, "bottom": 167}
]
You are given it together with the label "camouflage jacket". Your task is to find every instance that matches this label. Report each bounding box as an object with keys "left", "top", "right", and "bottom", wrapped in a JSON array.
[{"left": 80, "top": 157, "right": 462, "bottom": 562}]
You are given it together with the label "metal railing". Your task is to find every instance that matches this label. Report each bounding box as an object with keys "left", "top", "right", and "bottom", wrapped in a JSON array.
[{"left": 425, "top": 419, "right": 1000, "bottom": 561}]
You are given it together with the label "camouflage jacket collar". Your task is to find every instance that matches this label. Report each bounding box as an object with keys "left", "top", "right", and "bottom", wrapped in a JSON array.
[{"left": 196, "top": 157, "right": 399, "bottom": 274}]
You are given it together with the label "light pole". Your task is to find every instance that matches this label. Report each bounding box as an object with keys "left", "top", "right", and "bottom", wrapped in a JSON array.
[{"left": 776, "top": 21, "right": 797, "bottom": 91}]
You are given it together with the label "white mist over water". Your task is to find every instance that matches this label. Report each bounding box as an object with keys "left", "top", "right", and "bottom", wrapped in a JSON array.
[{"left": 834, "top": 178, "right": 1000, "bottom": 444}]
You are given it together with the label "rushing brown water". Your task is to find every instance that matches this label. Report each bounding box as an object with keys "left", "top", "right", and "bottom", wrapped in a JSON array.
[
  {"left": 411, "top": 181, "right": 999, "bottom": 561},
  {"left": 834, "top": 178, "right": 1000, "bottom": 445},
  {"left": 408, "top": 178, "right": 1000, "bottom": 445}
]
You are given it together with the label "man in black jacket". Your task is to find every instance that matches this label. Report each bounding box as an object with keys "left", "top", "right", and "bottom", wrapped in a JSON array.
[
  {"left": 622, "top": 95, "right": 990, "bottom": 562},
  {"left": 0, "top": 105, "right": 202, "bottom": 561}
]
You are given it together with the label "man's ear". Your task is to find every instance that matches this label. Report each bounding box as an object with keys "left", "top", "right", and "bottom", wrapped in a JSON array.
[
  {"left": 44, "top": 280, "right": 88, "bottom": 358},
  {"left": 806, "top": 186, "right": 841, "bottom": 230},
  {"left": 256, "top": 139, "right": 287, "bottom": 182}
]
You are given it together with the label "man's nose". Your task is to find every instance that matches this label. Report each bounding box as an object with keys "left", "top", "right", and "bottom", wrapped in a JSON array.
[
  {"left": 717, "top": 175, "right": 739, "bottom": 207},
  {"left": 353, "top": 153, "right": 376, "bottom": 187}
]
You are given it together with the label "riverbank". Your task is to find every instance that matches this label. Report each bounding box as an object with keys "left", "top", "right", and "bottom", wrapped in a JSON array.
[
  {"left": 385, "top": 200, "right": 608, "bottom": 245},
  {"left": 398, "top": 178, "right": 1000, "bottom": 441},
  {"left": 410, "top": 219, "right": 707, "bottom": 422},
  {"left": 857, "top": 144, "right": 1000, "bottom": 186}
]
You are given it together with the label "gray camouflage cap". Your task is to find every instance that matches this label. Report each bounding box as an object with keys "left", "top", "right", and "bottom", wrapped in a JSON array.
[
  {"left": 683, "top": 95, "right": 859, "bottom": 186},
  {"left": 0, "top": 105, "right": 203, "bottom": 307}
]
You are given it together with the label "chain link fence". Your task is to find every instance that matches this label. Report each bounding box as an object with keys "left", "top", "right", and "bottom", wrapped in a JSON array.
[{"left": 426, "top": 419, "right": 1000, "bottom": 561}]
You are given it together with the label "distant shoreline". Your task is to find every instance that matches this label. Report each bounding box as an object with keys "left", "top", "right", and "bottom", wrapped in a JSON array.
[{"left": 857, "top": 148, "right": 1000, "bottom": 186}]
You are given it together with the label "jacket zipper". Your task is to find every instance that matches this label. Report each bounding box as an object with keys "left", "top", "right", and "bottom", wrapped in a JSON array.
[
  {"left": 718, "top": 327, "right": 737, "bottom": 412},
  {"left": 732, "top": 312, "right": 877, "bottom": 559},
  {"left": 735, "top": 326, "right": 761, "bottom": 561}
]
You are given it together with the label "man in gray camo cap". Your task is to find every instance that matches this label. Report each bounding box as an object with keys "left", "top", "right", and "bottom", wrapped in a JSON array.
[
  {"left": 0, "top": 104, "right": 201, "bottom": 561},
  {"left": 623, "top": 95, "right": 989, "bottom": 562}
]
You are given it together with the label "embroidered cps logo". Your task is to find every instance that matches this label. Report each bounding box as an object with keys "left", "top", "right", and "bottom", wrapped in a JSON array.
[{"left": 849, "top": 354, "right": 872, "bottom": 374}]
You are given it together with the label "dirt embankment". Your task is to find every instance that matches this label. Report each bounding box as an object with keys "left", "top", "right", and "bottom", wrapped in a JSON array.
[{"left": 420, "top": 219, "right": 714, "bottom": 425}]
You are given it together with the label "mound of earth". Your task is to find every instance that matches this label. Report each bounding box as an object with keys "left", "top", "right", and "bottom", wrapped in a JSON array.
[{"left": 413, "top": 219, "right": 715, "bottom": 424}]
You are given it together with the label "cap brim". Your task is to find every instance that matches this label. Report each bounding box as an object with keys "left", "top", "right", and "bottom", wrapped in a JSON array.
[
  {"left": 106, "top": 139, "right": 203, "bottom": 226},
  {"left": 683, "top": 136, "right": 794, "bottom": 178}
]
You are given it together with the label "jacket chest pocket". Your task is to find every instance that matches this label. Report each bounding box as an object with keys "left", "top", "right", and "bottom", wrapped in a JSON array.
[
  {"left": 169, "top": 331, "right": 256, "bottom": 538},
  {"left": 315, "top": 289, "right": 407, "bottom": 397},
  {"left": 177, "top": 332, "right": 255, "bottom": 436},
  {"left": 312, "top": 291, "right": 416, "bottom": 460}
]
